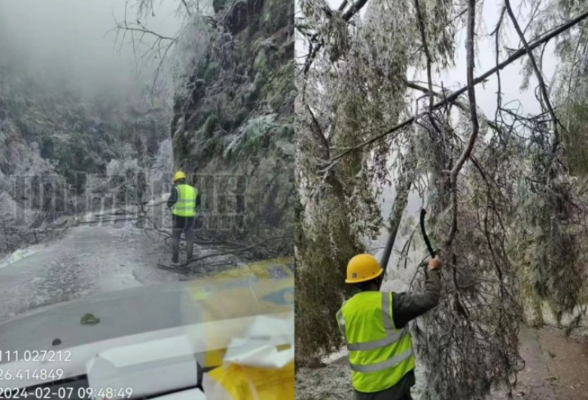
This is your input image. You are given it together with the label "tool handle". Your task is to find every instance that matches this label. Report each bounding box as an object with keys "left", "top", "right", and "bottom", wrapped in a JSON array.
[{"left": 419, "top": 209, "right": 436, "bottom": 258}]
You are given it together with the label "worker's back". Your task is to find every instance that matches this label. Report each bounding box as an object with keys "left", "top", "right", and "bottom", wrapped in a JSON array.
[
  {"left": 337, "top": 254, "right": 442, "bottom": 400},
  {"left": 168, "top": 172, "right": 199, "bottom": 264},
  {"left": 172, "top": 183, "right": 198, "bottom": 217},
  {"left": 338, "top": 291, "right": 416, "bottom": 393}
]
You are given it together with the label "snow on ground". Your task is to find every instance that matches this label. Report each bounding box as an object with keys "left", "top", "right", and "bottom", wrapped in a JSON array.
[
  {"left": 296, "top": 354, "right": 351, "bottom": 400},
  {"left": 0, "top": 243, "right": 45, "bottom": 270},
  {"left": 296, "top": 346, "right": 427, "bottom": 400},
  {"left": 296, "top": 327, "right": 588, "bottom": 400},
  {"left": 0, "top": 220, "right": 239, "bottom": 321}
]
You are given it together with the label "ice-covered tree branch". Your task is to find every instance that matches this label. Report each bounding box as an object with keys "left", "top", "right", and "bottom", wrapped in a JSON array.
[
  {"left": 504, "top": 0, "right": 559, "bottom": 152},
  {"left": 322, "top": 7, "right": 588, "bottom": 168}
]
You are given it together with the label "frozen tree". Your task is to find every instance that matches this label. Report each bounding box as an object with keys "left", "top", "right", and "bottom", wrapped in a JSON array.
[
  {"left": 296, "top": 0, "right": 457, "bottom": 365},
  {"left": 296, "top": 0, "right": 588, "bottom": 398}
]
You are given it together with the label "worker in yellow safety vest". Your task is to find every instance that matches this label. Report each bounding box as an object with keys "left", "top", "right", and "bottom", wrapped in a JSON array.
[
  {"left": 336, "top": 254, "right": 442, "bottom": 400},
  {"left": 167, "top": 171, "right": 200, "bottom": 264}
]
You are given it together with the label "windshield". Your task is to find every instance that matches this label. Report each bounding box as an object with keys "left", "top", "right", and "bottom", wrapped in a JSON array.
[{"left": 0, "top": 0, "right": 295, "bottom": 396}]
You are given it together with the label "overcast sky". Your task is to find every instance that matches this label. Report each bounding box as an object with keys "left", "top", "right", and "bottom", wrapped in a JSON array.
[
  {"left": 0, "top": 0, "right": 184, "bottom": 98},
  {"left": 435, "top": 0, "right": 556, "bottom": 117},
  {"left": 0, "top": 0, "right": 553, "bottom": 114}
]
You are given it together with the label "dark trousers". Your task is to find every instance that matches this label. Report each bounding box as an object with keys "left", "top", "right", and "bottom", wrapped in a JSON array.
[
  {"left": 172, "top": 215, "right": 195, "bottom": 261},
  {"left": 355, "top": 391, "right": 412, "bottom": 400}
]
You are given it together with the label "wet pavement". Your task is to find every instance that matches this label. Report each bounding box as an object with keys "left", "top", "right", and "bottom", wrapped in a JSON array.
[{"left": 497, "top": 327, "right": 588, "bottom": 400}]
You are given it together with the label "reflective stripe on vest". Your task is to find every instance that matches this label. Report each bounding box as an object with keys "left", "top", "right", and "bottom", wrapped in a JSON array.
[
  {"left": 172, "top": 184, "right": 197, "bottom": 217},
  {"left": 336, "top": 291, "right": 416, "bottom": 393}
]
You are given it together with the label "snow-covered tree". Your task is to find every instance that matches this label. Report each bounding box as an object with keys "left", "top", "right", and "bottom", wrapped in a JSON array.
[{"left": 296, "top": 0, "right": 588, "bottom": 399}]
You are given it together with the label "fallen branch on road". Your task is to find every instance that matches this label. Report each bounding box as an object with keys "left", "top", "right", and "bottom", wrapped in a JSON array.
[
  {"left": 77, "top": 218, "right": 136, "bottom": 224},
  {"left": 157, "top": 235, "right": 294, "bottom": 269}
]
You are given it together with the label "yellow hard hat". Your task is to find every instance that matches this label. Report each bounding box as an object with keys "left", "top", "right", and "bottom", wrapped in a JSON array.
[
  {"left": 345, "top": 254, "right": 383, "bottom": 284},
  {"left": 174, "top": 171, "right": 187, "bottom": 181}
]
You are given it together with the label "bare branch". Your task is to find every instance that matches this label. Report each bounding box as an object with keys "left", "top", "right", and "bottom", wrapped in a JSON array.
[
  {"left": 181, "top": 0, "right": 192, "bottom": 16},
  {"left": 111, "top": 18, "right": 178, "bottom": 43},
  {"left": 493, "top": 7, "right": 506, "bottom": 125},
  {"left": 445, "top": 0, "right": 480, "bottom": 248},
  {"left": 168, "top": 235, "right": 294, "bottom": 268},
  {"left": 414, "top": 0, "right": 434, "bottom": 110},
  {"left": 306, "top": 104, "right": 330, "bottom": 160},
  {"left": 504, "top": 0, "right": 559, "bottom": 152}
]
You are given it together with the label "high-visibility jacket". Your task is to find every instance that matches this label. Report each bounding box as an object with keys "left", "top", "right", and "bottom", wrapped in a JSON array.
[
  {"left": 172, "top": 184, "right": 198, "bottom": 217},
  {"left": 336, "top": 291, "right": 416, "bottom": 393}
]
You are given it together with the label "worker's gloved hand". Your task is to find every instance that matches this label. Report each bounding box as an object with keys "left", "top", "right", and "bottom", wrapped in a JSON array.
[{"left": 428, "top": 256, "right": 442, "bottom": 270}]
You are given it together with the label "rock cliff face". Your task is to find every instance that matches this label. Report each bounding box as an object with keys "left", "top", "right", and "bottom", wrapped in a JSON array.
[{"left": 171, "top": 0, "right": 294, "bottom": 250}]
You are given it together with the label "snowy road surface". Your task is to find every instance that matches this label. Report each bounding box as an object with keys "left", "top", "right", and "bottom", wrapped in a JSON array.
[
  {"left": 0, "top": 223, "right": 190, "bottom": 321},
  {"left": 296, "top": 327, "right": 588, "bottom": 400}
]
